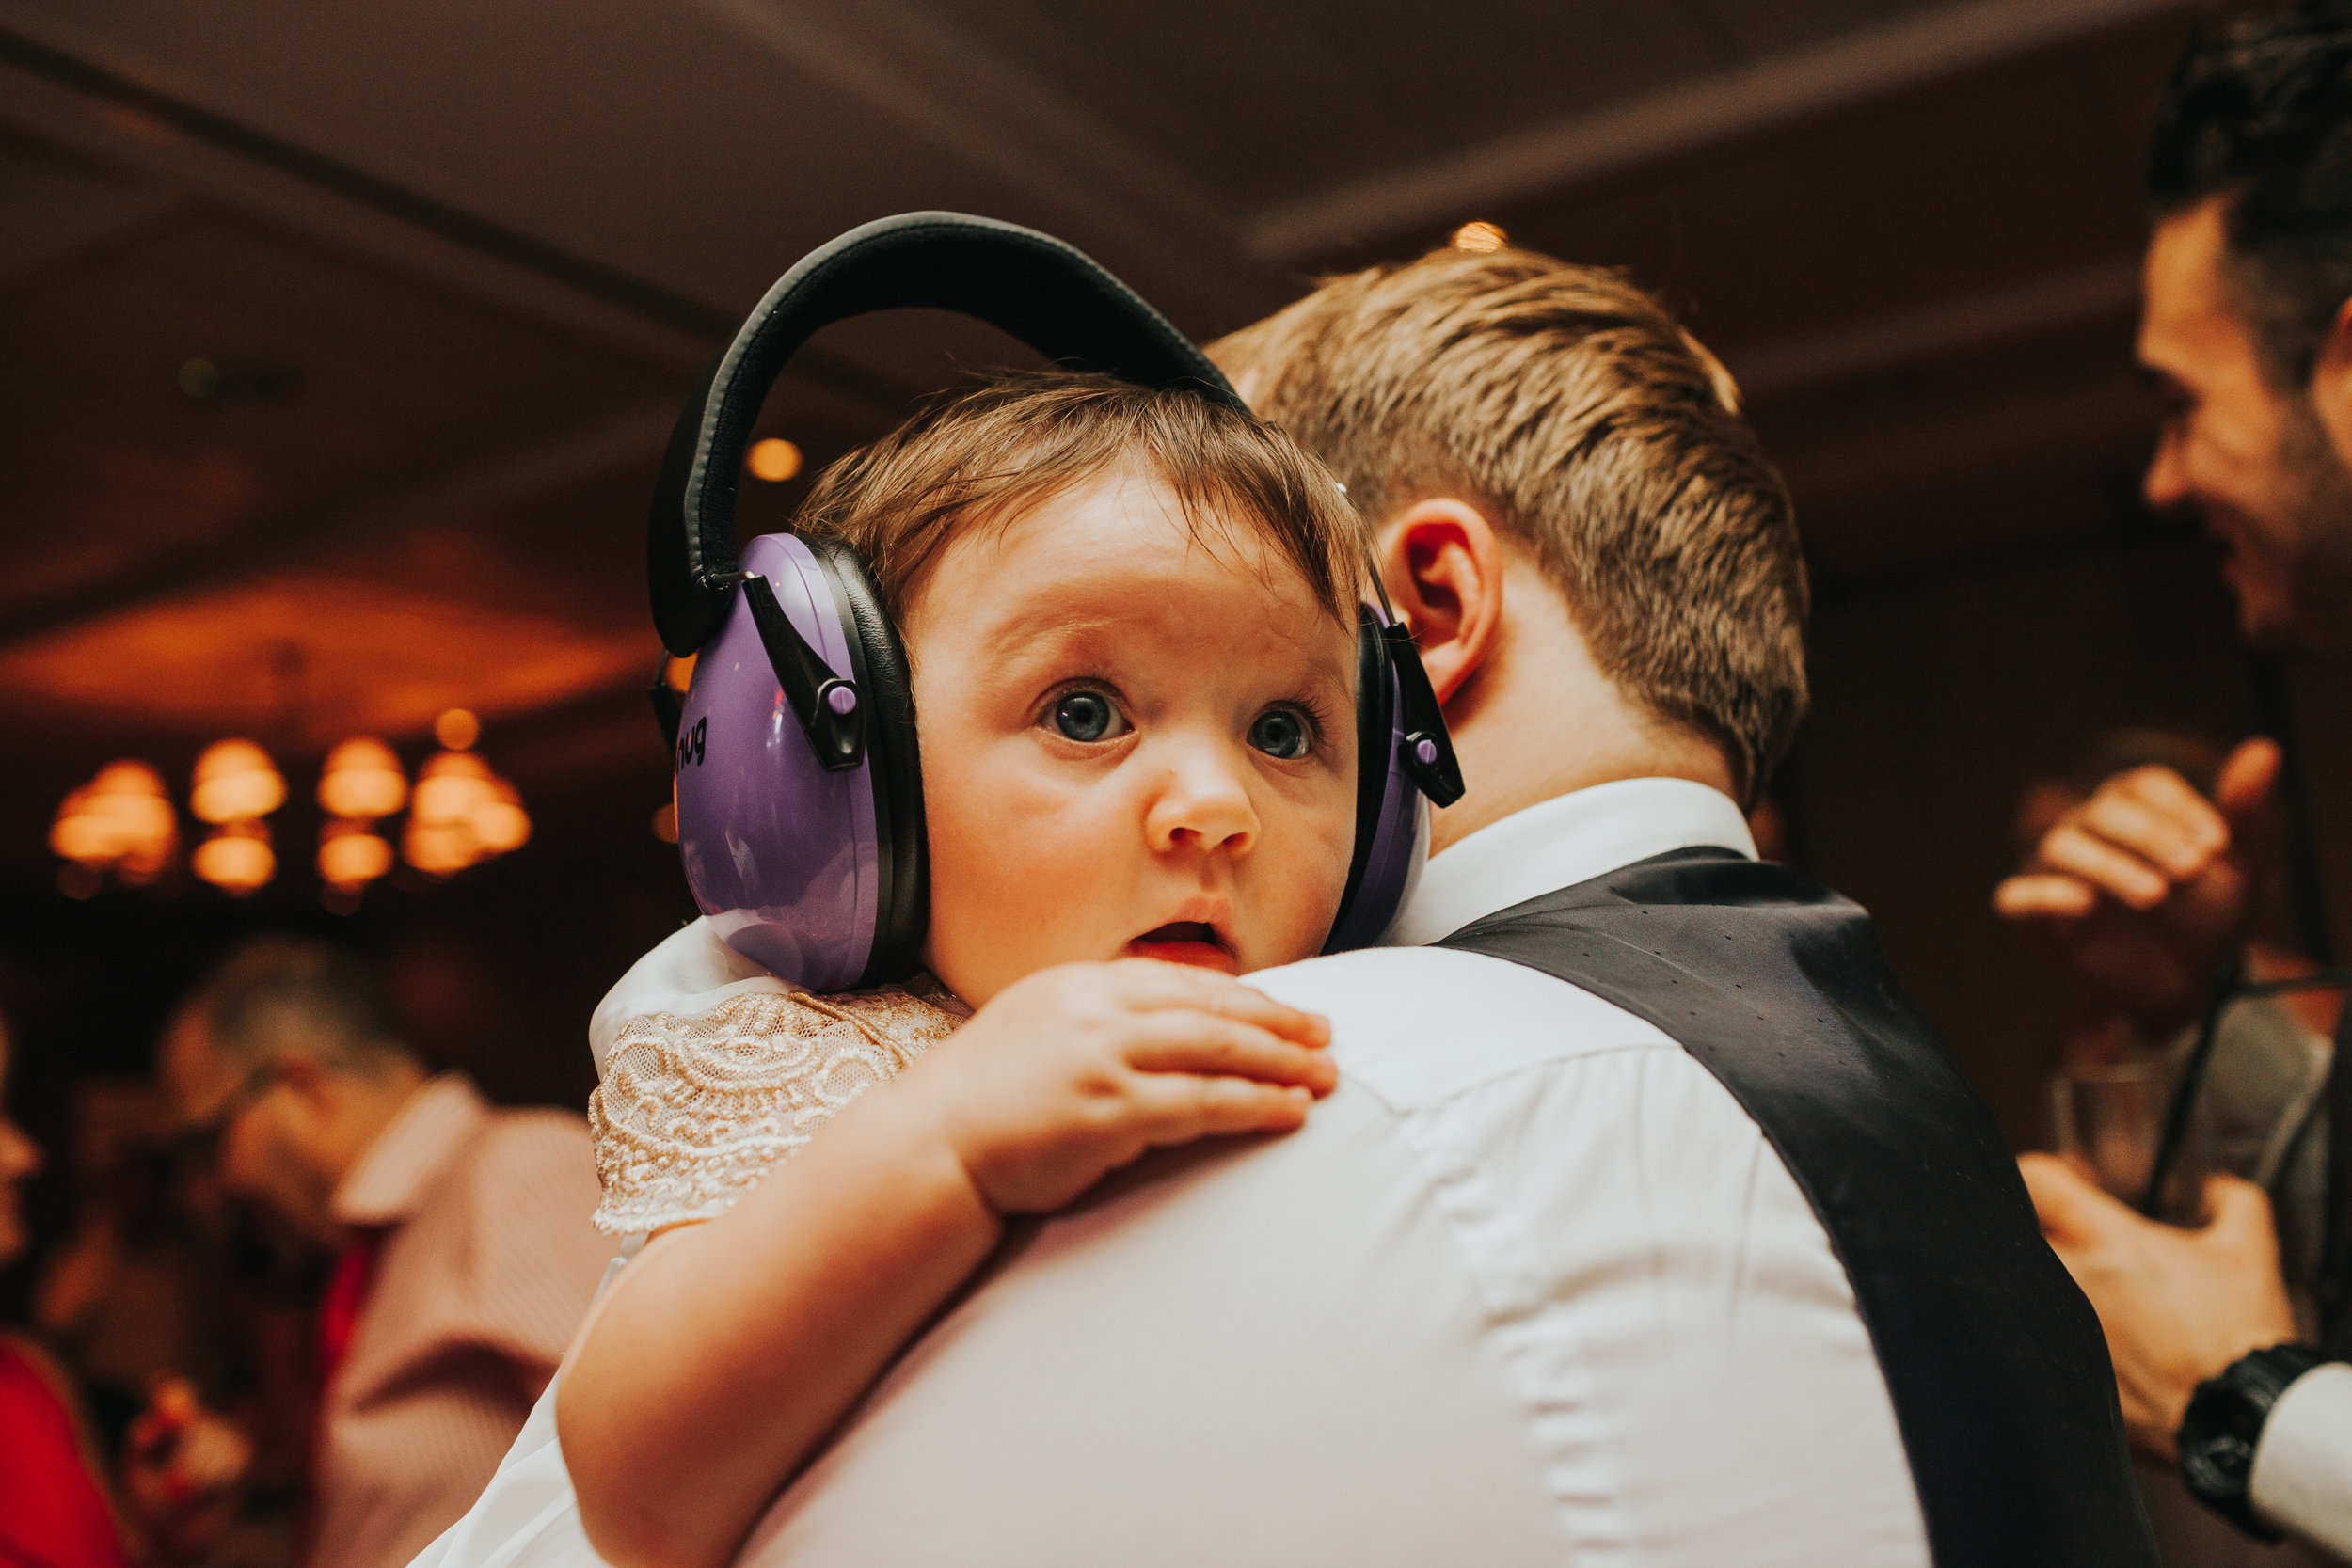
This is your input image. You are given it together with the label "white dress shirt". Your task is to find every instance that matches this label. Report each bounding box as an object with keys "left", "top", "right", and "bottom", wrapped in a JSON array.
[
  {"left": 2254, "top": 1362, "right": 2352, "bottom": 1552},
  {"left": 739, "top": 777, "right": 1931, "bottom": 1567}
]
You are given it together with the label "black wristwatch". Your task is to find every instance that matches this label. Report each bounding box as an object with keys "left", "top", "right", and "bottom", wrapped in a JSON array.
[{"left": 2178, "top": 1342, "right": 2327, "bottom": 1540}]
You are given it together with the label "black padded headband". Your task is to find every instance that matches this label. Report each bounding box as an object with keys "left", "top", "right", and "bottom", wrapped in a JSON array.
[{"left": 648, "top": 212, "right": 1248, "bottom": 656}]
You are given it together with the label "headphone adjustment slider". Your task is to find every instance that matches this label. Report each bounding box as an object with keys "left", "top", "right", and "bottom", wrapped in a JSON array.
[
  {"left": 1382, "top": 623, "right": 1466, "bottom": 807},
  {"left": 741, "top": 572, "right": 868, "bottom": 772}
]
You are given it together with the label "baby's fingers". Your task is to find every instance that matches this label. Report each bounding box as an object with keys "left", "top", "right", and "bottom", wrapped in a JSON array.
[
  {"left": 1109, "top": 960, "right": 1331, "bottom": 1045},
  {"left": 1124, "top": 1012, "right": 1339, "bottom": 1094},
  {"left": 1127, "top": 1073, "right": 1314, "bottom": 1148}
]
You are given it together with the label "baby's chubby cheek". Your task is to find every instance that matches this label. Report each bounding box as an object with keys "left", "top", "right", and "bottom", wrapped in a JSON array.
[{"left": 918, "top": 817, "right": 1123, "bottom": 1006}]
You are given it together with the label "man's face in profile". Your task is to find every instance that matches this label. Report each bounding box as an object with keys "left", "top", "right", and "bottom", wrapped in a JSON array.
[
  {"left": 161, "top": 1015, "right": 337, "bottom": 1246},
  {"left": 2138, "top": 196, "right": 2352, "bottom": 653}
]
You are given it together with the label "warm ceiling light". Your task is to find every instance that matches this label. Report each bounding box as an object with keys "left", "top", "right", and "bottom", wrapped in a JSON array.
[
  {"left": 318, "top": 819, "right": 394, "bottom": 888},
  {"left": 434, "top": 708, "right": 482, "bottom": 751},
  {"left": 53, "top": 761, "right": 179, "bottom": 869},
  {"left": 1451, "top": 220, "right": 1507, "bottom": 252},
  {"left": 49, "top": 791, "right": 117, "bottom": 866},
  {"left": 468, "top": 780, "right": 532, "bottom": 855},
  {"left": 194, "top": 821, "right": 274, "bottom": 894},
  {"left": 191, "top": 739, "right": 285, "bottom": 824},
  {"left": 92, "top": 764, "right": 177, "bottom": 859},
  {"left": 746, "top": 438, "right": 803, "bottom": 483},
  {"left": 404, "top": 816, "right": 479, "bottom": 876},
  {"left": 414, "top": 751, "right": 495, "bottom": 826},
  {"left": 317, "top": 737, "right": 407, "bottom": 819}
]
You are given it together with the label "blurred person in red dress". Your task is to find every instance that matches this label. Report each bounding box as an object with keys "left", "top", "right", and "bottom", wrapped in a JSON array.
[{"left": 0, "top": 1012, "right": 248, "bottom": 1568}]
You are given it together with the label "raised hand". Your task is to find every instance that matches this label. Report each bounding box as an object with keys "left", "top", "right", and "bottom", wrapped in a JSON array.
[
  {"left": 1994, "top": 738, "right": 2279, "bottom": 1034},
  {"left": 903, "top": 958, "right": 1336, "bottom": 1214}
]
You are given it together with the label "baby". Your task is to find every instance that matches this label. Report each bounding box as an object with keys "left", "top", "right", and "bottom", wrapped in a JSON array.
[{"left": 416, "top": 372, "right": 1380, "bottom": 1568}]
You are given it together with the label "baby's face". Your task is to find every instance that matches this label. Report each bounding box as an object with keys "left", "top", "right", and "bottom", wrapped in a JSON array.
[{"left": 901, "top": 468, "right": 1359, "bottom": 1008}]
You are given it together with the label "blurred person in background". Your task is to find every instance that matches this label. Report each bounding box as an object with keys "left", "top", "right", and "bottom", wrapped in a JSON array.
[
  {"left": 158, "top": 938, "right": 610, "bottom": 1568},
  {"left": 0, "top": 1009, "right": 249, "bottom": 1568},
  {"left": 1998, "top": 2, "right": 2352, "bottom": 1554},
  {"left": 2019, "top": 732, "right": 2337, "bottom": 1237},
  {"left": 34, "top": 1073, "right": 326, "bottom": 1568},
  {"left": 2015, "top": 728, "right": 2339, "bottom": 1565}
]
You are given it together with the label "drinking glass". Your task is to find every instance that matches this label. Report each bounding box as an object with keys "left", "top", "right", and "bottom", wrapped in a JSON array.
[{"left": 2051, "top": 1058, "right": 2208, "bottom": 1225}]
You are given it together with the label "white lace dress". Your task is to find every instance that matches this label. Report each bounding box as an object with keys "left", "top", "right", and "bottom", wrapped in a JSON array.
[{"left": 408, "top": 920, "right": 966, "bottom": 1568}]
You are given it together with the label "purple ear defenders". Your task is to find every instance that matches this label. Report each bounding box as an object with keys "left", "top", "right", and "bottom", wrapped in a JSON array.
[{"left": 647, "top": 211, "right": 1464, "bottom": 991}]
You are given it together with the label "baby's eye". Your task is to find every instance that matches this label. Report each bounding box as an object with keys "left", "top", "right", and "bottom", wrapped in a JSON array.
[
  {"left": 1248, "top": 707, "right": 1312, "bottom": 760},
  {"left": 1048, "top": 689, "right": 1129, "bottom": 743}
]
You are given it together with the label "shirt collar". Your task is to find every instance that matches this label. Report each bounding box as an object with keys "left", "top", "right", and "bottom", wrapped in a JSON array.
[
  {"left": 1379, "top": 777, "right": 1756, "bottom": 948},
  {"left": 331, "top": 1073, "right": 489, "bottom": 1228}
]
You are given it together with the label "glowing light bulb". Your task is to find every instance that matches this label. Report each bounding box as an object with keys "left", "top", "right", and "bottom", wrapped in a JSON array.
[
  {"left": 49, "top": 790, "right": 115, "bottom": 865},
  {"left": 318, "top": 818, "right": 394, "bottom": 887},
  {"left": 413, "top": 751, "right": 494, "bottom": 826},
  {"left": 194, "top": 821, "right": 274, "bottom": 893},
  {"left": 434, "top": 708, "right": 481, "bottom": 751},
  {"left": 1451, "top": 220, "right": 1507, "bottom": 253},
  {"left": 746, "top": 438, "right": 803, "bottom": 483},
  {"left": 404, "top": 816, "right": 479, "bottom": 876},
  {"left": 468, "top": 780, "right": 531, "bottom": 855},
  {"left": 191, "top": 739, "right": 285, "bottom": 824},
  {"left": 318, "top": 737, "right": 407, "bottom": 819},
  {"left": 50, "top": 760, "right": 177, "bottom": 871}
]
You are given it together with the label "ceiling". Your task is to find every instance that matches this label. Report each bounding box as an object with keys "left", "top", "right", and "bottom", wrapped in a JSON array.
[{"left": 0, "top": 0, "right": 2202, "bottom": 874}]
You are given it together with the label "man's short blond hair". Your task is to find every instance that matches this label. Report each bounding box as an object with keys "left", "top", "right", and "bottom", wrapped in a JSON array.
[{"left": 1211, "top": 247, "right": 1807, "bottom": 800}]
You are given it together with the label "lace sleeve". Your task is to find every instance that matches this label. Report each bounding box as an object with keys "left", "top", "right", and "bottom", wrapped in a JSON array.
[{"left": 586, "top": 981, "right": 967, "bottom": 1235}]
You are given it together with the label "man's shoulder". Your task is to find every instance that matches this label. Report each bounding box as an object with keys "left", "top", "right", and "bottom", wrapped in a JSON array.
[
  {"left": 429, "top": 1104, "right": 602, "bottom": 1244},
  {"left": 467, "top": 1107, "right": 596, "bottom": 1192},
  {"left": 1246, "top": 944, "right": 1692, "bottom": 1112}
]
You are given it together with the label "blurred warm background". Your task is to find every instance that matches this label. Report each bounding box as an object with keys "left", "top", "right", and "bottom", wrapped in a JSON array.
[{"left": 2, "top": 0, "right": 2338, "bottom": 1196}]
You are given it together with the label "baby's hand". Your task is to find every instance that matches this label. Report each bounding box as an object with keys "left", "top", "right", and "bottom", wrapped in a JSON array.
[{"left": 906, "top": 960, "right": 1336, "bottom": 1214}]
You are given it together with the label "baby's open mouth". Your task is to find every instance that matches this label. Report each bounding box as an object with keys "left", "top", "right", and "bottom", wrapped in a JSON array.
[{"left": 1126, "top": 921, "right": 1238, "bottom": 973}]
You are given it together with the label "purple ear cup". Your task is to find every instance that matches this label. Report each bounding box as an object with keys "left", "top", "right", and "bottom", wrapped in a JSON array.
[
  {"left": 648, "top": 212, "right": 1464, "bottom": 984},
  {"left": 675, "top": 534, "right": 885, "bottom": 990}
]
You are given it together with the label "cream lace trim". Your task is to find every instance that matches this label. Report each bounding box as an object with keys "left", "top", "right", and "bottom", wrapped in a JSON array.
[{"left": 587, "top": 979, "right": 967, "bottom": 1235}]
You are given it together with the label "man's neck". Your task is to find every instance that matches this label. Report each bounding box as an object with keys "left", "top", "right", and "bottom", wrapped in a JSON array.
[{"left": 1426, "top": 570, "right": 1737, "bottom": 855}]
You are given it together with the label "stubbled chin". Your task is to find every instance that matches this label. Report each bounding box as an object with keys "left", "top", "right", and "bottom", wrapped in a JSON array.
[{"left": 1125, "top": 939, "right": 1239, "bottom": 974}]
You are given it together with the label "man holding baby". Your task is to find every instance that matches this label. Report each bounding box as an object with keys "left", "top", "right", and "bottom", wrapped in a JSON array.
[
  {"left": 708, "top": 250, "right": 2152, "bottom": 1563},
  {"left": 418, "top": 236, "right": 2150, "bottom": 1567}
]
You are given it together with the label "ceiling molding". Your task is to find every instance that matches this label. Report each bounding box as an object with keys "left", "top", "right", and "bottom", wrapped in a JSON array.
[
  {"left": 1730, "top": 257, "right": 2144, "bottom": 402},
  {"left": 0, "top": 20, "right": 907, "bottom": 405},
  {"left": 678, "top": 0, "right": 1281, "bottom": 325},
  {"left": 1245, "top": 0, "right": 2200, "bottom": 263}
]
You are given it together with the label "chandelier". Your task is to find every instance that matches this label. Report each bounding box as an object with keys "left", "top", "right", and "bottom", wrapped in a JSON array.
[{"left": 50, "top": 708, "right": 530, "bottom": 906}]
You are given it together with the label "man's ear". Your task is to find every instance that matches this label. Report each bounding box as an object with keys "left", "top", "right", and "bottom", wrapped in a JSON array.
[
  {"left": 1377, "top": 498, "right": 1505, "bottom": 706},
  {"left": 2312, "top": 295, "right": 2352, "bottom": 464}
]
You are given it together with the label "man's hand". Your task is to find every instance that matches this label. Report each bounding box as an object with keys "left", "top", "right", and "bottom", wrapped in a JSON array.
[
  {"left": 905, "top": 959, "right": 1337, "bottom": 1214},
  {"left": 2020, "top": 1153, "right": 2298, "bottom": 1459},
  {"left": 1994, "top": 738, "right": 2279, "bottom": 1035},
  {"left": 120, "top": 1371, "right": 251, "bottom": 1560}
]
